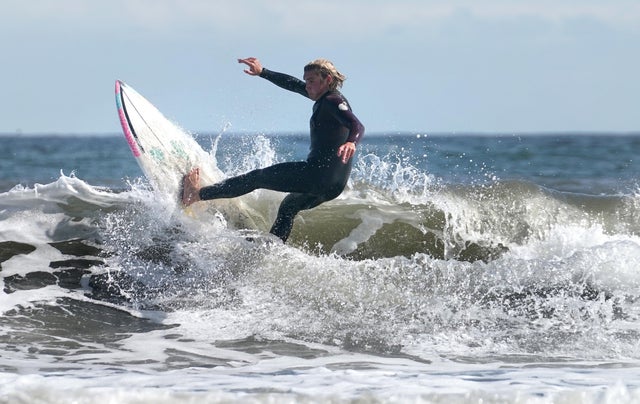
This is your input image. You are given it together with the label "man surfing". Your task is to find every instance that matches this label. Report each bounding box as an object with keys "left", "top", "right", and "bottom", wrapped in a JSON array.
[{"left": 182, "top": 57, "right": 365, "bottom": 243}]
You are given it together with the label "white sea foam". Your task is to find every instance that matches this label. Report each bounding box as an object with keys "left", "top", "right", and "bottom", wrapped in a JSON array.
[{"left": 1, "top": 362, "right": 640, "bottom": 403}]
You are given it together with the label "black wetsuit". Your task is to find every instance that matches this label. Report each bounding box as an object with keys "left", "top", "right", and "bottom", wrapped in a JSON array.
[{"left": 198, "top": 68, "right": 365, "bottom": 242}]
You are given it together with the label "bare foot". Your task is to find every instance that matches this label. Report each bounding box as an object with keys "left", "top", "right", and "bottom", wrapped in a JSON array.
[{"left": 182, "top": 168, "right": 201, "bottom": 206}]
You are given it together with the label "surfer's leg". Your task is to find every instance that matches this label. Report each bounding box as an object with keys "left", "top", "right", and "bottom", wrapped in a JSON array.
[
  {"left": 269, "top": 193, "right": 328, "bottom": 242},
  {"left": 199, "top": 162, "right": 317, "bottom": 201}
]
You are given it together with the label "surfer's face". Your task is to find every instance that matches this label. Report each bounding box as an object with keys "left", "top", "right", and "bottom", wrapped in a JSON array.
[{"left": 303, "top": 71, "right": 332, "bottom": 101}]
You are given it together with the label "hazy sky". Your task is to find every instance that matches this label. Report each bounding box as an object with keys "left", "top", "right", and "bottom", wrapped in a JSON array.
[{"left": 2, "top": 0, "right": 639, "bottom": 135}]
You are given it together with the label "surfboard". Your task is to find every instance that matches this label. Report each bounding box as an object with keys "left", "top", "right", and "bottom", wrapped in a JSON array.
[
  {"left": 114, "top": 80, "right": 266, "bottom": 230},
  {"left": 114, "top": 80, "right": 216, "bottom": 202}
]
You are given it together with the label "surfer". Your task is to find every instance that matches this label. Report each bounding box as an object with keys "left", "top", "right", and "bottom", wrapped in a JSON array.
[{"left": 182, "top": 57, "right": 365, "bottom": 242}]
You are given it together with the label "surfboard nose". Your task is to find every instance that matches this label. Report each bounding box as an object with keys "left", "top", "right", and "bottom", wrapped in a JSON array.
[{"left": 115, "top": 80, "right": 128, "bottom": 93}]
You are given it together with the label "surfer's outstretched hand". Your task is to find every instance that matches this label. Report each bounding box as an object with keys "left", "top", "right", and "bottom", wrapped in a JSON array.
[
  {"left": 182, "top": 168, "right": 201, "bottom": 207},
  {"left": 238, "top": 57, "right": 263, "bottom": 76}
]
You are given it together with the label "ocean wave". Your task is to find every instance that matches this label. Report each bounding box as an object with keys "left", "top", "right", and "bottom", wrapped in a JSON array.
[
  {"left": 2, "top": 170, "right": 640, "bottom": 262},
  {"left": 2, "top": 153, "right": 640, "bottom": 363}
]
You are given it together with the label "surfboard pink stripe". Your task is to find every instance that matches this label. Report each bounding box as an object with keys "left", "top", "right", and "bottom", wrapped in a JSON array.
[{"left": 115, "top": 81, "right": 142, "bottom": 158}]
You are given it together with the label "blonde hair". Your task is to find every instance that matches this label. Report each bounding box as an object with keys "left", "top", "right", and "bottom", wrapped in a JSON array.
[{"left": 304, "top": 58, "right": 346, "bottom": 90}]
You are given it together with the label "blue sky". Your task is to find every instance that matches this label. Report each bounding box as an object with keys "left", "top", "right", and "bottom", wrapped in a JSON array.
[{"left": 2, "top": 0, "right": 639, "bottom": 135}]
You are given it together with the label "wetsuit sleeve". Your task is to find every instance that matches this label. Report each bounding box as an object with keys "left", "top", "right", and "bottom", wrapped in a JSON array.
[
  {"left": 326, "top": 93, "right": 365, "bottom": 145},
  {"left": 259, "top": 68, "right": 309, "bottom": 98}
]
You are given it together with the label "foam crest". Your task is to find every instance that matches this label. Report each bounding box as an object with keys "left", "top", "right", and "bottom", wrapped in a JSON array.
[{"left": 1, "top": 172, "right": 133, "bottom": 212}]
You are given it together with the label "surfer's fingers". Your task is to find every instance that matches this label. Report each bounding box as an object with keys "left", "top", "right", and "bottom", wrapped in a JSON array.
[
  {"left": 337, "top": 142, "right": 355, "bottom": 164},
  {"left": 238, "top": 57, "right": 256, "bottom": 66},
  {"left": 238, "top": 57, "right": 262, "bottom": 75}
]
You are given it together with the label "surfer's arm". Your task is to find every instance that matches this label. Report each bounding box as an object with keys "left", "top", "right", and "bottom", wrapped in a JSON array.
[
  {"left": 344, "top": 111, "right": 365, "bottom": 145},
  {"left": 336, "top": 111, "right": 364, "bottom": 164},
  {"left": 238, "top": 57, "right": 308, "bottom": 97},
  {"left": 325, "top": 92, "right": 364, "bottom": 164},
  {"left": 259, "top": 68, "right": 309, "bottom": 98},
  {"left": 325, "top": 93, "right": 365, "bottom": 145}
]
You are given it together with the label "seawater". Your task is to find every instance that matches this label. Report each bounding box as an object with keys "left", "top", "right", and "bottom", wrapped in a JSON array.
[{"left": 1, "top": 132, "right": 640, "bottom": 403}]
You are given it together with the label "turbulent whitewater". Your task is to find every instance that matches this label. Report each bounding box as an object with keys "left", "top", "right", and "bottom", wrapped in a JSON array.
[{"left": 1, "top": 133, "right": 640, "bottom": 403}]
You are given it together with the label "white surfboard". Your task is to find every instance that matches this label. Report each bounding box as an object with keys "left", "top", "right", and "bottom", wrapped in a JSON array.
[
  {"left": 114, "top": 80, "right": 218, "bottom": 201},
  {"left": 114, "top": 80, "right": 266, "bottom": 230}
]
